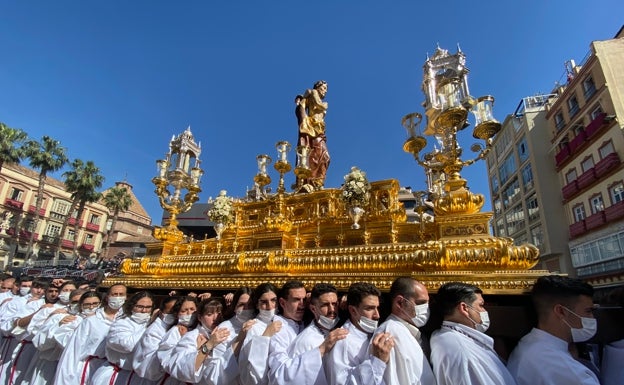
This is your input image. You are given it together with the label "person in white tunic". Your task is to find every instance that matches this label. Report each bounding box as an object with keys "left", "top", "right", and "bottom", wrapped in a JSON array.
[
  {"left": 165, "top": 298, "right": 236, "bottom": 385},
  {"left": 24, "top": 287, "right": 87, "bottom": 385},
  {"left": 326, "top": 282, "right": 393, "bottom": 385},
  {"left": 0, "top": 276, "right": 33, "bottom": 372},
  {"left": 239, "top": 283, "right": 282, "bottom": 385},
  {"left": 0, "top": 275, "right": 16, "bottom": 302},
  {"left": 375, "top": 277, "right": 436, "bottom": 385},
  {"left": 430, "top": 282, "right": 516, "bottom": 385},
  {"left": 130, "top": 295, "right": 179, "bottom": 385},
  {"left": 54, "top": 284, "right": 127, "bottom": 385},
  {"left": 89, "top": 290, "right": 155, "bottom": 385},
  {"left": 0, "top": 278, "right": 47, "bottom": 385},
  {"left": 507, "top": 275, "right": 599, "bottom": 385},
  {"left": 156, "top": 296, "right": 198, "bottom": 385},
  {"left": 272, "top": 283, "right": 348, "bottom": 385},
  {"left": 267, "top": 280, "right": 307, "bottom": 385}
]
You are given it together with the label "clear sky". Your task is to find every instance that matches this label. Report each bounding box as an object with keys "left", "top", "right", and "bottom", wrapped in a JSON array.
[{"left": 1, "top": 1, "right": 622, "bottom": 224}]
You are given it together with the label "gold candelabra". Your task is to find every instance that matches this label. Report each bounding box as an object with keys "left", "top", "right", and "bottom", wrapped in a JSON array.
[{"left": 152, "top": 127, "right": 203, "bottom": 242}]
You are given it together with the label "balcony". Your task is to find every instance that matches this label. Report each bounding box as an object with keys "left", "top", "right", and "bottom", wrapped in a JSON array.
[
  {"left": 577, "top": 168, "right": 596, "bottom": 190},
  {"left": 4, "top": 198, "right": 24, "bottom": 210},
  {"left": 86, "top": 222, "right": 100, "bottom": 232},
  {"left": 41, "top": 235, "right": 59, "bottom": 244},
  {"left": 67, "top": 217, "right": 84, "bottom": 227},
  {"left": 555, "top": 145, "right": 571, "bottom": 167},
  {"left": 605, "top": 201, "right": 624, "bottom": 222},
  {"left": 585, "top": 113, "right": 607, "bottom": 138},
  {"left": 18, "top": 230, "right": 39, "bottom": 241},
  {"left": 569, "top": 220, "right": 586, "bottom": 239},
  {"left": 61, "top": 239, "right": 75, "bottom": 248},
  {"left": 562, "top": 181, "right": 579, "bottom": 200},
  {"left": 585, "top": 211, "right": 606, "bottom": 230},
  {"left": 80, "top": 244, "right": 95, "bottom": 252},
  {"left": 595, "top": 152, "right": 620, "bottom": 178},
  {"left": 568, "top": 130, "right": 587, "bottom": 153},
  {"left": 28, "top": 205, "right": 47, "bottom": 216}
]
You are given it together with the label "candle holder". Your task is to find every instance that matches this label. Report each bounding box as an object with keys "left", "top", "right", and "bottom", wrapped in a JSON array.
[{"left": 274, "top": 141, "right": 292, "bottom": 193}]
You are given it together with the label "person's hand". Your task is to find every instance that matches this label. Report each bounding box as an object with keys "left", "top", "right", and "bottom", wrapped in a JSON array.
[
  {"left": 236, "top": 319, "right": 257, "bottom": 342},
  {"left": 59, "top": 315, "right": 77, "bottom": 325},
  {"left": 196, "top": 332, "right": 208, "bottom": 348},
  {"left": 370, "top": 332, "right": 394, "bottom": 363},
  {"left": 208, "top": 327, "right": 230, "bottom": 348},
  {"left": 262, "top": 320, "right": 282, "bottom": 337},
  {"left": 177, "top": 324, "right": 188, "bottom": 336},
  {"left": 50, "top": 308, "right": 69, "bottom": 316},
  {"left": 319, "top": 327, "right": 349, "bottom": 356},
  {"left": 197, "top": 292, "right": 212, "bottom": 301},
  {"left": 168, "top": 290, "right": 179, "bottom": 297},
  {"left": 224, "top": 293, "right": 234, "bottom": 306}
]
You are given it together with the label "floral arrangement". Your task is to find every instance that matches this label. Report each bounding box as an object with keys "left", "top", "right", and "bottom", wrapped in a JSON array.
[
  {"left": 207, "top": 190, "right": 235, "bottom": 224},
  {"left": 341, "top": 166, "right": 371, "bottom": 207}
]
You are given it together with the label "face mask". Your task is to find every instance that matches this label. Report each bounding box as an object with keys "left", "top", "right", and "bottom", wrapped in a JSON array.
[
  {"left": 236, "top": 309, "right": 255, "bottom": 323},
  {"left": 162, "top": 313, "right": 176, "bottom": 325},
  {"left": 358, "top": 316, "right": 378, "bottom": 334},
  {"left": 465, "top": 304, "right": 490, "bottom": 332},
  {"left": 562, "top": 307, "right": 597, "bottom": 342},
  {"left": 317, "top": 314, "right": 339, "bottom": 330},
  {"left": 131, "top": 312, "right": 151, "bottom": 324},
  {"left": 58, "top": 292, "right": 71, "bottom": 304},
  {"left": 178, "top": 313, "right": 196, "bottom": 326},
  {"left": 69, "top": 304, "right": 80, "bottom": 315},
  {"left": 403, "top": 299, "right": 430, "bottom": 327},
  {"left": 257, "top": 308, "right": 275, "bottom": 324},
  {"left": 20, "top": 287, "right": 30, "bottom": 296},
  {"left": 108, "top": 296, "right": 126, "bottom": 310},
  {"left": 82, "top": 307, "right": 97, "bottom": 316}
]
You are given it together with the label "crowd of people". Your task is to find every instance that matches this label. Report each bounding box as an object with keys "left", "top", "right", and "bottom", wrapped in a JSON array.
[{"left": 0, "top": 272, "right": 620, "bottom": 385}]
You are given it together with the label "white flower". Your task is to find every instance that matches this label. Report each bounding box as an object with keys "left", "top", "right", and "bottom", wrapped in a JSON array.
[
  {"left": 341, "top": 166, "right": 370, "bottom": 207},
  {"left": 208, "top": 190, "right": 234, "bottom": 224}
]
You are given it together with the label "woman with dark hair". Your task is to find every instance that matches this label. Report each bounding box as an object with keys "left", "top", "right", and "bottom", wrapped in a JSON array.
[
  {"left": 131, "top": 295, "right": 180, "bottom": 384},
  {"left": 216, "top": 287, "right": 253, "bottom": 354},
  {"left": 239, "top": 282, "right": 283, "bottom": 385},
  {"left": 90, "top": 290, "right": 155, "bottom": 385},
  {"left": 25, "top": 288, "right": 88, "bottom": 385},
  {"left": 156, "top": 296, "right": 199, "bottom": 385}
]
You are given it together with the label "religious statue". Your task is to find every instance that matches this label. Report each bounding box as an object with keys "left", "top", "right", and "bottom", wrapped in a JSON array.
[{"left": 295, "top": 80, "right": 330, "bottom": 191}]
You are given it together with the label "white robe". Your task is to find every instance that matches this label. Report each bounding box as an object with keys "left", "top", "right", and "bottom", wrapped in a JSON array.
[
  {"left": 430, "top": 321, "right": 516, "bottom": 385},
  {"left": 375, "top": 314, "right": 436, "bottom": 385},
  {"left": 89, "top": 315, "right": 148, "bottom": 385},
  {"left": 267, "top": 315, "right": 304, "bottom": 385},
  {"left": 239, "top": 318, "right": 271, "bottom": 385},
  {"left": 54, "top": 309, "right": 114, "bottom": 385},
  {"left": 131, "top": 317, "right": 169, "bottom": 385},
  {"left": 156, "top": 326, "right": 185, "bottom": 385},
  {"left": 165, "top": 327, "right": 238, "bottom": 385},
  {"left": 325, "top": 320, "right": 386, "bottom": 385},
  {"left": 507, "top": 327, "right": 599, "bottom": 385},
  {"left": 272, "top": 321, "right": 327, "bottom": 385}
]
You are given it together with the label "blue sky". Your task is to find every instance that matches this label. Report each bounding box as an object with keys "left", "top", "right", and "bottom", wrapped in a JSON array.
[{"left": 1, "top": 1, "right": 622, "bottom": 224}]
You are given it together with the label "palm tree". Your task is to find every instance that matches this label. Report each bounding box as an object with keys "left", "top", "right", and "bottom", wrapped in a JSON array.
[
  {"left": 55, "top": 159, "right": 105, "bottom": 265},
  {"left": 23, "top": 136, "right": 68, "bottom": 263},
  {"left": 0, "top": 123, "right": 28, "bottom": 172},
  {"left": 101, "top": 185, "right": 133, "bottom": 259}
]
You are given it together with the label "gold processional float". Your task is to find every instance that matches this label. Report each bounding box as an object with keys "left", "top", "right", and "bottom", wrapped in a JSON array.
[{"left": 104, "top": 47, "right": 547, "bottom": 294}]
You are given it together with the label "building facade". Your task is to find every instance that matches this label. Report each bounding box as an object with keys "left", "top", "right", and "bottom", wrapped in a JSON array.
[
  {"left": 0, "top": 162, "right": 153, "bottom": 269},
  {"left": 547, "top": 27, "right": 624, "bottom": 288}
]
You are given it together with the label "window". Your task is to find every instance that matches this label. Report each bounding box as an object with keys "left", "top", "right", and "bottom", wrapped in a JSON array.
[
  {"left": 599, "top": 141, "right": 615, "bottom": 159},
  {"left": 530, "top": 225, "right": 544, "bottom": 249},
  {"left": 30, "top": 195, "right": 46, "bottom": 207},
  {"left": 9, "top": 188, "right": 23, "bottom": 201},
  {"left": 491, "top": 175, "right": 499, "bottom": 194},
  {"left": 517, "top": 136, "right": 529, "bottom": 164},
  {"left": 570, "top": 230, "right": 624, "bottom": 269},
  {"left": 522, "top": 164, "right": 534, "bottom": 190},
  {"left": 89, "top": 214, "right": 100, "bottom": 225},
  {"left": 493, "top": 198, "right": 502, "bottom": 215},
  {"left": 583, "top": 77, "right": 596, "bottom": 100},
  {"left": 571, "top": 122, "right": 584, "bottom": 136},
  {"left": 44, "top": 224, "right": 61, "bottom": 237},
  {"left": 589, "top": 194, "right": 604, "bottom": 214},
  {"left": 66, "top": 230, "right": 75, "bottom": 241},
  {"left": 581, "top": 156, "right": 594, "bottom": 173},
  {"left": 84, "top": 234, "right": 94, "bottom": 245},
  {"left": 502, "top": 178, "right": 521, "bottom": 209},
  {"left": 555, "top": 111, "right": 565, "bottom": 132},
  {"left": 568, "top": 94, "right": 580, "bottom": 117},
  {"left": 505, "top": 204, "right": 525, "bottom": 235},
  {"left": 573, "top": 204, "right": 586, "bottom": 222},
  {"left": 499, "top": 154, "right": 517, "bottom": 185},
  {"left": 52, "top": 200, "right": 70, "bottom": 215},
  {"left": 527, "top": 194, "right": 539, "bottom": 221},
  {"left": 24, "top": 219, "right": 35, "bottom": 232},
  {"left": 496, "top": 218, "right": 506, "bottom": 236},
  {"left": 609, "top": 182, "right": 624, "bottom": 204},
  {"left": 566, "top": 169, "right": 577, "bottom": 184},
  {"left": 590, "top": 105, "right": 604, "bottom": 120}
]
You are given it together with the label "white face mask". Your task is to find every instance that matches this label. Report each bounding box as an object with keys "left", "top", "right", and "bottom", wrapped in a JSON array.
[
  {"left": 178, "top": 313, "right": 196, "bottom": 326},
  {"left": 257, "top": 308, "right": 275, "bottom": 324},
  {"left": 82, "top": 307, "right": 97, "bottom": 316},
  {"left": 358, "top": 316, "right": 378, "bottom": 334},
  {"left": 58, "top": 292, "right": 71, "bottom": 304},
  {"left": 108, "top": 296, "right": 126, "bottom": 310},
  {"left": 403, "top": 299, "right": 430, "bottom": 327},
  {"left": 563, "top": 306, "right": 597, "bottom": 342},
  {"left": 131, "top": 312, "right": 151, "bottom": 324},
  {"left": 317, "top": 314, "right": 339, "bottom": 330},
  {"left": 465, "top": 304, "right": 490, "bottom": 333},
  {"left": 162, "top": 313, "right": 176, "bottom": 326},
  {"left": 19, "top": 287, "right": 30, "bottom": 296},
  {"left": 236, "top": 309, "right": 255, "bottom": 323},
  {"left": 69, "top": 303, "right": 80, "bottom": 315}
]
